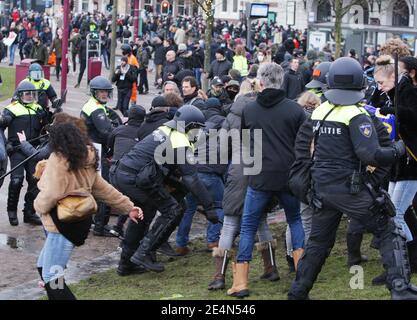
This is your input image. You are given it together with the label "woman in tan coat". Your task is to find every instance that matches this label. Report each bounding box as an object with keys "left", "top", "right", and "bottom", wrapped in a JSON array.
[{"left": 34, "top": 118, "right": 143, "bottom": 300}]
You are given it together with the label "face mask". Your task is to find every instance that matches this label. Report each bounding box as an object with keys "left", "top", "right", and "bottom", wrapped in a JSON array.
[{"left": 258, "top": 55, "right": 264, "bottom": 62}]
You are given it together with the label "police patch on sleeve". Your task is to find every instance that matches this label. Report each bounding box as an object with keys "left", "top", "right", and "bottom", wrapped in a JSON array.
[{"left": 359, "top": 123, "right": 372, "bottom": 138}]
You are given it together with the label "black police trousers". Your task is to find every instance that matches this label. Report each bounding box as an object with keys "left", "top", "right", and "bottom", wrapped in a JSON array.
[
  {"left": 109, "top": 167, "right": 186, "bottom": 258},
  {"left": 288, "top": 188, "right": 411, "bottom": 299},
  {"left": 7, "top": 150, "right": 38, "bottom": 215},
  {"left": 93, "top": 153, "right": 111, "bottom": 232}
]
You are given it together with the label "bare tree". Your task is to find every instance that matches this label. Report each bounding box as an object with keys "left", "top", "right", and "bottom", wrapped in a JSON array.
[
  {"left": 316, "top": 0, "right": 367, "bottom": 58},
  {"left": 192, "top": 0, "right": 214, "bottom": 91}
]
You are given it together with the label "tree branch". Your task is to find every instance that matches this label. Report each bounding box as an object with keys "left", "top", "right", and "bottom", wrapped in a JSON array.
[{"left": 191, "top": 0, "right": 208, "bottom": 14}]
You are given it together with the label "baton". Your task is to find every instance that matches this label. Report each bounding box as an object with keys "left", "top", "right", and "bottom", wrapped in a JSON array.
[{"left": 0, "top": 150, "right": 41, "bottom": 181}]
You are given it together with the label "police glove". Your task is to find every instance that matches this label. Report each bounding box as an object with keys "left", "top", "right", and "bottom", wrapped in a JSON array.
[
  {"left": 51, "top": 98, "right": 62, "bottom": 109},
  {"left": 379, "top": 106, "right": 395, "bottom": 116},
  {"left": 392, "top": 140, "right": 406, "bottom": 159}
]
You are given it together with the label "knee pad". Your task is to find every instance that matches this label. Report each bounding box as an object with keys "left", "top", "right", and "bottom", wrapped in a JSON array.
[{"left": 9, "top": 177, "right": 23, "bottom": 189}]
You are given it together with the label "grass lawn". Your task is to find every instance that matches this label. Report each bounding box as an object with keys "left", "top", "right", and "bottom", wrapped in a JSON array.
[
  {"left": 0, "top": 66, "right": 16, "bottom": 101},
  {"left": 68, "top": 218, "right": 417, "bottom": 300}
]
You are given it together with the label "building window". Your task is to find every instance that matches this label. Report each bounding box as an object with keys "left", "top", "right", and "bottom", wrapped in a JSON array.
[
  {"left": 233, "top": 0, "right": 238, "bottom": 12},
  {"left": 82, "top": 0, "right": 89, "bottom": 11},
  {"left": 178, "top": 0, "right": 185, "bottom": 15},
  {"left": 392, "top": 0, "right": 409, "bottom": 26},
  {"left": 144, "top": 0, "right": 152, "bottom": 12},
  {"left": 222, "top": 0, "right": 227, "bottom": 12},
  {"left": 316, "top": 0, "right": 331, "bottom": 23}
]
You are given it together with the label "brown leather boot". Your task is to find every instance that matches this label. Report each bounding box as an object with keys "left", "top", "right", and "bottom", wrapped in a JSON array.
[
  {"left": 293, "top": 248, "right": 305, "bottom": 271},
  {"left": 175, "top": 246, "right": 190, "bottom": 256},
  {"left": 208, "top": 248, "right": 229, "bottom": 290},
  {"left": 227, "top": 262, "right": 250, "bottom": 298},
  {"left": 256, "top": 240, "right": 280, "bottom": 281}
]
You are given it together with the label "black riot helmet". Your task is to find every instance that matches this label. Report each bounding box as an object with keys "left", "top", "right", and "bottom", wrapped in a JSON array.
[
  {"left": 16, "top": 80, "right": 38, "bottom": 105},
  {"left": 324, "top": 57, "right": 366, "bottom": 105},
  {"left": 89, "top": 76, "right": 113, "bottom": 104},
  {"left": 28, "top": 63, "right": 44, "bottom": 81},
  {"left": 121, "top": 43, "right": 132, "bottom": 55},
  {"left": 305, "top": 62, "right": 332, "bottom": 89},
  {"left": 164, "top": 104, "right": 206, "bottom": 133}
]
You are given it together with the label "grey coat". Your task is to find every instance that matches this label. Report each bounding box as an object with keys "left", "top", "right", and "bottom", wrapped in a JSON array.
[{"left": 221, "top": 93, "right": 257, "bottom": 216}]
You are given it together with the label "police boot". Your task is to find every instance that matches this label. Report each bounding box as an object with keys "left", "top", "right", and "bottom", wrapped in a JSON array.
[
  {"left": 379, "top": 223, "right": 417, "bottom": 300},
  {"left": 93, "top": 203, "right": 112, "bottom": 237},
  {"left": 7, "top": 211, "right": 18, "bottom": 226},
  {"left": 257, "top": 240, "right": 280, "bottom": 281},
  {"left": 117, "top": 249, "right": 148, "bottom": 276},
  {"left": 22, "top": 198, "right": 42, "bottom": 226},
  {"left": 7, "top": 178, "right": 22, "bottom": 226},
  {"left": 130, "top": 236, "right": 165, "bottom": 272},
  {"left": 227, "top": 262, "right": 250, "bottom": 298},
  {"left": 347, "top": 232, "right": 368, "bottom": 267},
  {"left": 208, "top": 248, "right": 230, "bottom": 290}
]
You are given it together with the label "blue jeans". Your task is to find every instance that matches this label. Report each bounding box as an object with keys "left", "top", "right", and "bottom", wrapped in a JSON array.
[
  {"left": 37, "top": 232, "right": 74, "bottom": 284},
  {"left": 176, "top": 173, "right": 224, "bottom": 247},
  {"left": 193, "top": 68, "right": 202, "bottom": 89},
  {"left": 237, "top": 187, "right": 304, "bottom": 262},
  {"left": 101, "top": 49, "right": 109, "bottom": 69},
  {"left": 9, "top": 44, "right": 17, "bottom": 65},
  {"left": 389, "top": 181, "right": 417, "bottom": 242}
]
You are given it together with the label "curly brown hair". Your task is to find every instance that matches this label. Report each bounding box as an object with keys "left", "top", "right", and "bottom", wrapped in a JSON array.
[
  {"left": 48, "top": 122, "right": 97, "bottom": 172},
  {"left": 52, "top": 112, "right": 88, "bottom": 136},
  {"left": 379, "top": 38, "right": 411, "bottom": 58}
]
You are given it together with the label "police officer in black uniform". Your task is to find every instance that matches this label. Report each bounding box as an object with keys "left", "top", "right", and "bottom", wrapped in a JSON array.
[
  {"left": 288, "top": 57, "right": 417, "bottom": 300},
  {"left": 1, "top": 81, "right": 48, "bottom": 226},
  {"left": 80, "top": 75, "right": 115, "bottom": 236},
  {"left": 305, "top": 61, "right": 331, "bottom": 103},
  {"left": 25, "top": 63, "right": 62, "bottom": 113},
  {"left": 111, "top": 105, "right": 219, "bottom": 275}
]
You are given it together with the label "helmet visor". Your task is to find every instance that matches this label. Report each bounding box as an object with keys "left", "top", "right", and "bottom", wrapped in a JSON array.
[
  {"left": 20, "top": 91, "right": 38, "bottom": 104},
  {"left": 29, "top": 70, "right": 43, "bottom": 81}
]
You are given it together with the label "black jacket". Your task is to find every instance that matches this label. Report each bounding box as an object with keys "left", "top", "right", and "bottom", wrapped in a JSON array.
[
  {"left": 153, "top": 43, "right": 166, "bottom": 65},
  {"left": 112, "top": 65, "right": 138, "bottom": 90},
  {"left": 242, "top": 88, "right": 306, "bottom": 191},
  {"left": 208, "top": 59, "right": 232, "bottom": 79},
  {"left": 282, "top": 69, "right": 305, "bottom": 100},
  {"left": 183, "top": 92, "right": 206, "bottom": 111},
  {"left": 137, "top": 110, "right": 172, "bottom": 140},
  {"left": 107, "top": 119, "right": 142, "bottom": 161},
  {"left": 162, "top": 59, "right": 184, "bottom": 83},
  {"left": 196, "top": 106, "right": 227, "bottom": 176}
]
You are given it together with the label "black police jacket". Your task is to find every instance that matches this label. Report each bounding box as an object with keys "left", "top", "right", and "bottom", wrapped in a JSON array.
[
  {"left": 1, "top": 101, "right": 47, "bottom": 147},
  {"left": 107, "top": 120, "right": 142, "bottom": 161},
  {"left": 137, "top": 110, "right": 172, "bottom": 140},
  {"left": 120, "top": 126, "right": 213, "bottom": 209},
  {"left": 310, "top": 101, "right": 393, "bottom": 193},
  {"left": 80, "top": 97, "right": 113, "bottom": 146}
]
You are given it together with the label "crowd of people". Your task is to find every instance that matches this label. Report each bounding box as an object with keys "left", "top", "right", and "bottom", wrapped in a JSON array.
[{"left": 0, "top": 7, "right": 417, "bottom": 301}]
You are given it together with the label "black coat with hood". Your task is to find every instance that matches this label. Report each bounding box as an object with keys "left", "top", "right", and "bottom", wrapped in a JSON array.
[
  {"left": 241, "top": 88, "right": 306, "bottom": 191},
  {"left": 137, "top": 109, "right": 173, "bottom": 140}
]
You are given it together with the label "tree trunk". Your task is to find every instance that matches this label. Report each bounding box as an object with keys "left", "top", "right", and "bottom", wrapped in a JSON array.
[
  {"left": 109, "top": 0, "right": 118, "bottom": 82},
  {"left": 334, "top": 0, "right": 343, "bottom": 59},
  {"left": 202, "top": 8, "right": 213, "bottom": 92}
]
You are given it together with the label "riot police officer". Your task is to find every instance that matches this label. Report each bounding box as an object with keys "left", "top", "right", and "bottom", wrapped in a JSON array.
[
  {"left": 80, "top": 75, "right": 115, "bottom": 236},
  {"left": 110, "top": 105, "right": 219, "bottom": 274},
  {"left": 24, "top": 63, "right": 62, "bottom": 118},
  {"left": 288, "top": 57, "right": 417, "bottom": 300},
  {"left": 305, "top": 61, "right": 331, "bottom": 103},
  {"left": 1, "top": 81, "right": 47, "bottom": 226}
]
